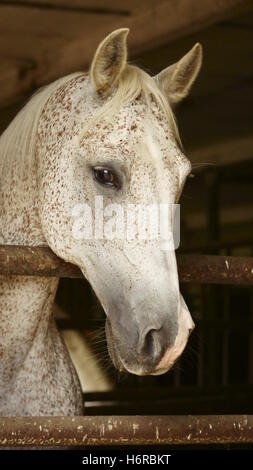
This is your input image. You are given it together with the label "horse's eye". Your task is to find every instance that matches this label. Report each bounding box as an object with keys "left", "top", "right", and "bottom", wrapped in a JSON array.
[{"left": 92, "top": 167, "right": 120, "bottom": 189}]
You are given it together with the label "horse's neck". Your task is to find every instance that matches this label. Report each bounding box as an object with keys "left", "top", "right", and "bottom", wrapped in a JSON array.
[
  {"left": 0, "top": 170, "right": 83, "bottom": 414},
  {"left": 0, "top": 134, "right": 83, "bottom": 415},
  {"left": 0, "top": 274, "right": 83, "bottom": 415},
  {"left": 0, "top": 74, "right": 81, "bottom": 246},
  {"left": 0, "top": 275, "right": 58, "bottom": 373},
  {"left": 0, "top": 158, "right": 45, "bottom": 246}
]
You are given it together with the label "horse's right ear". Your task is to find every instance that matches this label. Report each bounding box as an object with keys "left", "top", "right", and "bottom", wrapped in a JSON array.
[{"left": 90, "top": 28, "right": 129, "bottom": 96}]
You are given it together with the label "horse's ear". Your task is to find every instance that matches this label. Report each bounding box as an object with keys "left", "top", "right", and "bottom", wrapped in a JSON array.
[
  {"left": 90, "top": 28, "right": 129, "bottom": 95},
  {"left": 154, "top": 43, "right": 202, "bottom": 104}
]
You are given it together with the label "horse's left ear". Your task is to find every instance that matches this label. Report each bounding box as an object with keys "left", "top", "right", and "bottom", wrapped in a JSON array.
[
  {"left": 154, "top": 43, "right": 202, "bottom": 104},
  {"left": 90, "top": 28, "right": 129, "bottom": 95}
]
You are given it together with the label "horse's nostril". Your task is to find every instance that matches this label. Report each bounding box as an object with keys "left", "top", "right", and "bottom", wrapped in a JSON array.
[
  {"left": 144, "top": 329, "right": 156, "bottom": 357},
  {"left": 138, "top": 327, "right": 165, "bottom": 365}
]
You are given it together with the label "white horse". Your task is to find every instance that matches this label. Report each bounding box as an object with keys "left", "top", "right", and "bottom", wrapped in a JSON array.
[{"left": 0, "top": 29, "right": 202, "bottom": 416}]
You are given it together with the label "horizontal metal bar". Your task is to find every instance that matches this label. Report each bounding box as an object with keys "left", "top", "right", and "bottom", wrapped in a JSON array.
[
  {"left": 177, "top": 254, "right": 253, "bottom": 285},
  {"left": 0, "top": 415, "right": 252, "bottom": 446},
  {"left": 0, "top": 245, "right": 253, "bottom": 285},
  {"left": 0, "top": 245, "right": 81, "bottom": 278}
]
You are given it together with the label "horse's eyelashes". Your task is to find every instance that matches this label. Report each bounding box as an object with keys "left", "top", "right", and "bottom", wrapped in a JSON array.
[{"left": 92, "top": 166, "right": 121, "bottom": 189}]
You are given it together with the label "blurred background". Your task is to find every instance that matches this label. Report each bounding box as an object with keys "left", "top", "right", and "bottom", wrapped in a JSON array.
[{"left": 0, "top": 0, "right": 253, "bottom": 415}]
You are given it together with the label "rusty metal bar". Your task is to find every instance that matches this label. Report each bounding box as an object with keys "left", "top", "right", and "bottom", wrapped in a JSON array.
[
  {"left": 0, "top": 245, "right": 81, "bottom": 278},
  {"left": 177, "top": 254, "right": 253, "bottom": 285},
  {"left": 0, "top": 415, "right": 252, "bottom": 446},
  {"left": 0, "top": 245, "right": 253, "bottom": 285}
]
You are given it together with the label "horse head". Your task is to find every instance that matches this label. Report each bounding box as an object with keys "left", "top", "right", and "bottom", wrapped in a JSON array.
[{"left": 37, "top": 29, "right": 202, "bottom": 376}]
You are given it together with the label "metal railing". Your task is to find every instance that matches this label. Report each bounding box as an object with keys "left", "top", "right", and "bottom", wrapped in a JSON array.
[
  {"left": 0, "top": 415, "right": 253, "bottom": 446},
  {"left": 0, "top": 245, "right": 253, "bottom": 285},
  {"left": 0, "top": 244, "right": 253, "bottom": 446}
]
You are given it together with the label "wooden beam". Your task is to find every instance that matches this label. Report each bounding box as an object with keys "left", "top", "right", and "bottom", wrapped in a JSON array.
[
  {"left": 0, "top": 0, "right": 248, "bottom": 107},
  {"left": 128, "top": 0, "right": 250, "bottom": 56},
  {"left": 39, "top": 0, "right": 248, "bottom": 83},
  {"left": 0, "top": 245, "right": 252, "bottom": 285},
  {"left": 0, "top": 0, "right": 131, "bottom": 16},
  {"left": 0, "top": 59, "right": 35, "bottom": 109}
]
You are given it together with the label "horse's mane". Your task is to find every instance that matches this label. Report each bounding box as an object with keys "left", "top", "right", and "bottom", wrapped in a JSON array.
[
  {"left": 0, "top": 64, "right": 180, "bottom": 178},
  {"left": 0, "top": 73, "right": 80, "bottom": 178}
]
